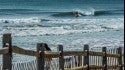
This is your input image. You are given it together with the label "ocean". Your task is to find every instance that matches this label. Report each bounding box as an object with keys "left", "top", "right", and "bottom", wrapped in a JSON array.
[{"left": 0, "top": 0, "right": 124, "bottom": 62}]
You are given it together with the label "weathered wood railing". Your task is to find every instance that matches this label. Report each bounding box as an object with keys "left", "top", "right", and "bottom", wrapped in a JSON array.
[{"left": 0, "top": 33, "right": 124, "bottom": 70}]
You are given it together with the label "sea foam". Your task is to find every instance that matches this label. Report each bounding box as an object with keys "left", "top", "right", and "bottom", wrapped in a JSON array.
[{"left": 0, "top": 17, "right": 124, "bottom": 37}]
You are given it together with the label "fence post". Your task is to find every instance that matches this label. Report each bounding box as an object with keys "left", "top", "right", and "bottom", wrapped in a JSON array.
[
  {"left": 118, "top": 47, "right": 123, "bottom": 70},
  {"left": 102, "top": 47, "right": 107, "bottom": 70},
  {"left": 36, "top": 43, "right": 46, "bottom": 70},
  {"left": 58, "top": 45, "right": 64, "bottom": 70},
  {"left": 2, "top": 33, "right": 12, "bottom": 70},
  {"left": 83, "top": 44, "right": 89, "bottom": 70}
]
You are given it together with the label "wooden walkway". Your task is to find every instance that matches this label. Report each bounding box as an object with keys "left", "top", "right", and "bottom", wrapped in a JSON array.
[{"left": 0, "top": 33, "right": 124, "bottom": 70}]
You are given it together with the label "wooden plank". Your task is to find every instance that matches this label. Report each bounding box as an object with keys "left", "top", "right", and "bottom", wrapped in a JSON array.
[
  {"left": 12, "top": 46, "right": 39, "bottom": 57},
  {"left": 12, "top": 46, "right": 121, "bottom": 58},
  {"left": 65, "top": 65, "right": 124, "bottom": 70},
  {"left": 89, "top": 51, "right": 121, "bottom": 58},
  {"left": 64, "top": 51, "right": 120, "bottom": 58},
  {"left": 118, "top": 47, "right": 123, "bottom": 70},
  {"left": 13, "top": 46, "right": 61, "bottom": 58},
  {"left": 58, "top": 45, "right": 64, "bottom": 70},
  {"left": 2, "top": 33, "right": 12, "bottom": 70},
  {"left": 64, "top": 51, "right": 87, "bottom": 56},
  {"left": 44, "top": 51, "right": 60, "bottom": 58},
  {"left": 65, "top": 65, "right": 87, "bottom": 70},
  {"left": 0, "top": 47, "right": 9, "bottom": 54},
  {"left": 102, "top": 47, "right": 107, "bottom": 70},
  {"left": 36, "top": 43, "right": 45, "bottom": 70},
  {"left": 83, "top": 44, "right": 89, "bottom": 70},
  {"left": 89, "top": 65, "right": 122, "bottom": 69},
  {"left": 107, "top": 65, "right": 123, "bottom": 69},
  {"left": 106, "top": 53, "right": 120, "bottom": 57},
  {"left": 89, "top": 65, "right": 104, "bottom": 69},
  {"left": 90, "top": 65, "right": 124, "bottom": 69}
]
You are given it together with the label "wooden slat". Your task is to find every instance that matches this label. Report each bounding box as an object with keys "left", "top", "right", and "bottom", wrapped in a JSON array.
[
  {"left": 12, "top": 46, "right": 122, "bottom": 58},
  {"left": 107, "top": 53, "right": 120, "bottom": 57},
  {"left": 118, "top": 47, "right": 123, "bottom": 70},
  {"left": 90, "top": 65, "right": 104, "bottom": 69},
  {"left": 63, "top": 51, "right": 120, "bottom": 58},
  {"left": 89, "top": 51, "right": 121, "bottom": 57},
  {"left": 2, "top": 33, "right": 12, "bottom": 70},
  {"left": 64, "top": 51, "right": 87, "bottom": 56},
  {"left": 91, "top": 65, "right": 124, "bottom": 69},
  {"left": 12, "top": 46, "right": 39, "bottom": 57},
  {"left": 58, "top": 45, "right": 64, "bottom": 70},
  {"left": 107, "top": 65, "right": 123, "bottom": 69},
  {"left": 12, "top": 46, "right": 60, "bottom": 58},
  {"left": 84, "top": 44, "right": 89, "bottom": 70},
  {"left": 0, "top": 47, "right": 9, "bottom": 54},
  {"left": 102, "top": 47, "right": 107, "bottom": 70},
  {"left": 65, "top": 65, "right": 87, "bottom": 70},
  {"left": 89, "top": 65, "right": 123, "bottom": 69},
  {"left": 45, "top": 51, "right": 60, "bottom": 58},
  {"left": 89, "top": 51, "right": 105, "bottom": 56},
  {"left": 64, "top": 65, "right": 124, "bottom": 70},
  {"left": 36, "top": 43, "right": 45, "bottom": 70}
]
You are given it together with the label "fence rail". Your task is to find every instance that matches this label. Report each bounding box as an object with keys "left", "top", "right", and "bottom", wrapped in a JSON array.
[
  {"left": 0, "top": 47, "right": 9, "bottom": 54},
  {"left": 12, "top": 46, "right": 39, "bottom": 57},
  {"left": 0, "top": 33, "right": 124, "bottom": 70},
  {"left": 65, "top": 65, "right": 125, "bottom": 70}
]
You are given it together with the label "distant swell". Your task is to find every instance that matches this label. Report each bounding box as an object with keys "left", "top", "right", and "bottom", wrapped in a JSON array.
[
  {"left": 0, "top": 9, "right": 41, "bottom": 15},
  {"left": 52, "top": 9, "right": 124, "bottom": 17},
  {"left": 0, "top": 9, "right": 36, "bottom": 12},
  {"left": 94, "top": 9, "right": 124, "bottom": 16}
]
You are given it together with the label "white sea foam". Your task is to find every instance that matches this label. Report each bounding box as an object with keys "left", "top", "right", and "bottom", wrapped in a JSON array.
[
  {"left": 48, "top": 18, "right": 124, "bottom": 30},
  {"left": 1, "top": 26, "right": 108, "bottom": 37},
  {"left": 0, "top": 17, "right": 41, "bottom": 24},
  {"left": 68, "top": 38, "right": 124, "bottom": 51},
  {"left": 1, "top": 27, "right": 82, "bottom": 36},
  {"left": 0, "top": 17, "right": 124, "bottom": 37}
]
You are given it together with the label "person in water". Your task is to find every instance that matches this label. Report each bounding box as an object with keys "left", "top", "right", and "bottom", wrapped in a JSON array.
[
  {"left": 42, "top": 44, "right": 51, "bottom": 70},
  {"left": 73, "top": 11, "right": 80, "bottom": 18}
]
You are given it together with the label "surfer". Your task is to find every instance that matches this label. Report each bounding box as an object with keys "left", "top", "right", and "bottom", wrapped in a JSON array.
[{"left": 73, "top": 11, "right": 80, "bottom": 18}]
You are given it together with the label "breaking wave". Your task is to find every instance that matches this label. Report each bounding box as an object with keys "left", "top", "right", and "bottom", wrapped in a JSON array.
[{"left": 52, "top": 9, "right": 124, "bottom": 17}]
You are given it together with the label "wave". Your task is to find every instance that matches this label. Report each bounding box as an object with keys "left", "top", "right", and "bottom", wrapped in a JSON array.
[
  {"left": 0, "top": 17, "right": 51, "bottom": 28},
  {"left": 0, "top": 8, "right": 123, "bottom": 17},
  {"left": 0, "top": 8, "right": 43, "bottom": 15},
  {"left": 0, "top": 17, "right": 50, "bottom": 24},
  {"left": 0, "top": 9, "right": 37, "bottom": 12},
  {"left": 51, "top": 9, "right": 124, "bottom": 17},
  {"left": 94, "top": 9, "right": 124, "bottom": 16},
  {"left": 0, "top": 18, "right": 123, "bottom": 37}
]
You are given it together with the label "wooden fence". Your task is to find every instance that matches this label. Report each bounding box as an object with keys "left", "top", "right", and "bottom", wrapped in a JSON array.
[{"left": 0, "top": 33, "right": 124, "bottom": 70}]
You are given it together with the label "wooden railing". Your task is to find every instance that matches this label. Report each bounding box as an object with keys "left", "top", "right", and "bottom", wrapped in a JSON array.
[{"left": 0, "top": 33, "right": 124, "bottom": 70}]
